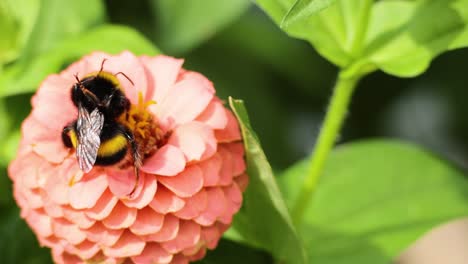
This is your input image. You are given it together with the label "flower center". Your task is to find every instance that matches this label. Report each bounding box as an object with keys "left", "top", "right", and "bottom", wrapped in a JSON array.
[{"left": 118, "top": 93, "right": 163, "bottom": 159}]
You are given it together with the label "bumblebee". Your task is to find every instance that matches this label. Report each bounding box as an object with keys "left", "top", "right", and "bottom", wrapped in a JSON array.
[{"left": 62, "top": 60, "right": 142, "bottom": 192}]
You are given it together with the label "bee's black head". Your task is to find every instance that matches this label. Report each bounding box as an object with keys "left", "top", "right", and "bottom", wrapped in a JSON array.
[{"left": 71, "top": 72, "right": 130, "bottom": 120}]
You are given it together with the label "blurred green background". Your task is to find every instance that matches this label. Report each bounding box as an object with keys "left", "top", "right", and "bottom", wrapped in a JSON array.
[{"left": 2, "top": 0, "right": 468, "bottom": 263}]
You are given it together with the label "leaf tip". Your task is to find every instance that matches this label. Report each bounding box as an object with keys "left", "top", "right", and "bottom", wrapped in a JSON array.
[{"left": 228, "top": 96, "right": 243, "bottom": 108}]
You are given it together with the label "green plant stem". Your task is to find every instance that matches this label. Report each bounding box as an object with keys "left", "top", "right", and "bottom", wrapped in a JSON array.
[{"left": 292, "top": 71, "right": 361, "bottom": 225}]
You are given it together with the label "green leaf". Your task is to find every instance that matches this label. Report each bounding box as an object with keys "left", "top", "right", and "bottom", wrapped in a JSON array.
[
  {"left": 0, "top": 0, "right": 107, "bottom": 96},
  {"left": 281, "top": 0, "right": 336, "bottom": 28},
  {"left": 0, "top": 93, "right": 32, "bottom": 167},
  {"left": 0, "top": 4, "right": 19, "bottom": 63},
  {"left": 0, "top": 166, "right": 13, "bottom": 206},
  {"left": 195, "top": 239, "right": 272, "bottom": 264},
  {"left": 280, "top": 140, "right": 468, "bottom": 263},
  {"left": 0, "top": 207, "right": 52, "bottom": 263},
  {"left": 0, "top": 100, "right": 11, "bottom": 151},
  {"left": 19, "top": 0, "right": 105, "bottom": 60},
  {"left": 0, "top": 94, "right": 32, "bottom": 205},
  {"left": 0, "top": 25, "right": 159, "bottom": 97},
  {"left": 362, "top": 0, "right": 468, "bottom": 77},
  {"left": 151, "top": 0, "right": 251, "bottom": 54},
  {"left": 228, "top": 97, "right": 307, "bottom": 264},
  {"left": 254, "top": 0, "right": 294, "bottom": 24},
  {"left": 255, "top": 0, "right": 371, "bottom": 67},
  {"left": 0, "top": 0, "right": 40, "bottom": 64},
  {"left": 257, "top": 0, "right": 468, "bottom": 77}
]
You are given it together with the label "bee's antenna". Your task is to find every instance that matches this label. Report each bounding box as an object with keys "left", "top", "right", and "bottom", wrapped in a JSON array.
[
  {"left": 74, "top": 73, "right": 82, "bottom": 86},
  {"left": 115, "top": 72, "right": 135, "bottom": 86},
  {"left": 99, "top": 58, "right": 107, "bottom": 74},
  {"left": 74, "top": 73, "right": 99, "bottom": 104}
]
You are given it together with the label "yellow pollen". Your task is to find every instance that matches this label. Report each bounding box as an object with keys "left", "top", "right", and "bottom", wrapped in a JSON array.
[
  {"left": 118, "top": 92, "right": 160, "bottom": 158},
  {"left": 68, "top": 172, "right": 78, "bottom": 187}
]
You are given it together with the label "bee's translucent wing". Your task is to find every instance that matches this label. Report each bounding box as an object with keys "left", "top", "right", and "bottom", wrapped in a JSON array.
[{"left": 76, "top": 107, "right": 104, "bottom": 172}]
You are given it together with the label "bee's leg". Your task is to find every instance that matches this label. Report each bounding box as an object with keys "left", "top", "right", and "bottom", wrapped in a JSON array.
[{"left": 116, "top": 124, "right": 141, "bottom": 196}]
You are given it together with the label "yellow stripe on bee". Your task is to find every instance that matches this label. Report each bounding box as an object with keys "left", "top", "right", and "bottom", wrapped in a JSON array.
[
  {"left": 68, "top": 129, "right": 78, "bottom": 148},
  {"left": 97, "top": 134, "right": 128, "bottom": 156},
  {"left": 85, "top": 71, "right": 122, "bottom": 90}
]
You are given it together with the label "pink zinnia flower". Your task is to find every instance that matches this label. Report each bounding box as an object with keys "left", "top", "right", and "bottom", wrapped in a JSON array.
[{"left": 8, "top": 51, "right": 248, "bottom": 264}]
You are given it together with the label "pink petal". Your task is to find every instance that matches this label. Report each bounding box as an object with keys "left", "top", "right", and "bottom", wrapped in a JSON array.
[
  {"left": 161, "top": 221, "right": 201, "bottom": 254},
  {"left": 106, "top": 168, "right": 139, "bottom": 198},
  {"left": 179, "top": 71, "right": 215, "bottom": 93},
  {"left": 28, "top": 75, "right": 75, "bottom": 164},
  {"left": 24, "top": 209, "right": 53, "bottom": 237},
  {"left": 129, "top": 207, "right": 164, "bottom": 235},
  {"left": 103, "top": 231, "right": 145, "bottom": 258},
  {"left": 149, "top": 186, "right": 185, "bottom": 214},
  {"left": 196, "top": 99, "right": 228, "bottom": 130},
  {"left": 52, "top": 218, "right": 87, "bottom": 245},
  {"left": 235, "top": 173, "right": 249, "bottom": 192},
  {"left": 24, "top": 188, "right": 44, "bottom": 209},
  {"left": 62, "top": 206, "right": 95, "bottom": 229},
  {"left": 219, "top": 205, "right": 235, "bottom": 224},
  {"left": 69, "top": 169, "right": 85, "bottom": 185},
  {"left": 183, "top": 244, "right": 204, "bottom": 257},
  {"left": 218, "top": 146, "right": 234, "bottom": 186},
  {"left": 141, "top": 145, "right": 186, "bottom": 176},
  {"left": 217, "top": 222, "right": 230, "bottom": 234},
  {"left": 33, "top": 139, "right": 70, "bottom": 164},
  {"left": 140, "top": 55, "right": 184, "bottom": 103},
  {"left": 52, "top": 249, "right": 82, "bottom": 264},
  {"left": 43, "top": 199, "right": 64, "bottom": 218},
  {"left": 158, "top": 165, "right": 203, "bottom": 198},
  {"left": 187, "top": 248, "right": 206, "bottom": 261},
  {"left": 85, "top": 189, "right": 118, "bottom": 220},
  {"left": 20, "top": 115, "right": 54, "bottom": 145},
  {"left": 79, "top": 51, "right": 149, "bottom": 104},
  {"left": 215, "top": 109, "right": 241, "bottom": 143},
  {"left": 37, "top": 158, "right": 65, "bottom": 188},
  {"left": 19, "top": 114, "right": 68, "bottom": 166},
  {"left": 9, "top": 152, "right": 42, "bottom": 188},
  {"left": 69, "top": 172, "right": 108, "bottom": 209},
  {"left": 174, "top": 189, "right": 208, "bottom": 220},
  {"left": 14, "top": 136, "right": 34, "bottom": 158},
  {"left": 13, "top": 189, "right": 29, "bottom": 212},
  {"left": 146, "top": 214, "right": 179, "bottom": 242},
  {"left": 195, "top": 188, "right": 227, "bottom": 226},
  {"left": 87, "top": 252, "right": 122, "bottom": 264},
  {"left": 65, "top": 240, "right": 100, "bottom": 260},
  {"left": 38, "top": 235, "right": 60, "bottom": 249},
  {"left": 31, "top": 75, "right": 76, "bottom": 131},
  {"left": 84, "top": 222, "right": 123, "bottom": 247},
  {"left": 59, "top": 50, "right": 92, "bottom": 78},
  {"left": 224, "top": 182, "right": 243, "bottom": 206},
  {"left": 151, "top": 77, "right": 213, "bottom": 130},
  {"left": 44, "top": 159, "right": 80, "bottom": 205},
  {"left": 225, "top": 142, "right": 246, "bottom": 176},
  {"left": 102, "top": 201, "right": 137, "bottom": 229},
  {"left": 171, "top": 254, "right": 189, "bottom": 264},
  {"left": 122, "top": 174, "right": 157, "bottom": 209},
  {"left": 198, "top": 153, "right": 222, "bottom": 187},
  {"left": 131, "top": 243, "right": 173, "bottom": 264},
  {"left": 168, "top": 122, "right": 217, "bottom": 162},
  {"left": 201, "top": 225, "right": 221, "bottom": 249}
]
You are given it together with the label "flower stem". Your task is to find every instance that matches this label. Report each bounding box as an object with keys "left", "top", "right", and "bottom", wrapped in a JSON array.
[{"left": 291, "top": 71, "right": 361, "bottom": 225}]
